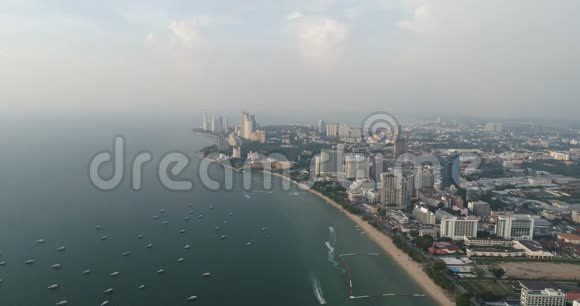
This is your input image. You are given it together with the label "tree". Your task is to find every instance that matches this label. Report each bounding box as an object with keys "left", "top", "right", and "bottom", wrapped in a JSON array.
[
  {"left": 490, "top": 265, "right": 505, "bottom": 278},
  {"left": 456, "top": 293, "right": 472, "bottom": 306}
]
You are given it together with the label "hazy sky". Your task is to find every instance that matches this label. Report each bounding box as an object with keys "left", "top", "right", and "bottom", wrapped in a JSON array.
[{"left": 1, "top": 0, "right": 579, "bottom": 120}]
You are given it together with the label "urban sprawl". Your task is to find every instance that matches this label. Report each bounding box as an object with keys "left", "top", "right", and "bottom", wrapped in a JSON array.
[{"left": 195, "top": 111, "right": 580, "bottom": 306}]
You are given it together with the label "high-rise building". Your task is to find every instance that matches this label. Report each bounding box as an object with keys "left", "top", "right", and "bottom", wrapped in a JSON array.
[
  {"left": 415, "top": 171, "right": 435, "bottom": 191},
  {"left": 318, "top": 149, "right": 342, "bottom": 176},
  {"left": 239, "top": 110, "right": 256, "bottom": 139},
  {"left": 393, "top": 125, "right": 408, "bottom": 160},
  {"left": 344, "top": 154, "right": 370, "bottom": 179},
  {"left": 495, "top": 215, "right": 535, "bottom": 240},
  {"left": 439, "top": 210, "right": 479, "bottom": 240},
  {"left": 349, "top": 128, "right": 363, "bottom": 139},
  {"left": 380, "top": 172, "right": 408, "bottom": 209},
  {"left": 326, "top": 123, "right": 339, "bottom": 138},
  {"left": 468, "top": 201, "right": 491, "bottom": 217},
  {"left": 318, "top": 120, "right": 326, "bottom": 135},
  {"left": 338, "top": 124, "right": 351, "bottom": 140},
  {"left": 380, "top": 172, "right": 397, "bottom": 205},
  {"left": 441, "top": 154, "right": 459, "bottom": 187},
  {"left": 202, "top": 112, "right": 209, "bottom": 131},
  {"left": 484, "top": 122, "right": 503, "bottom": 133},
  {"left": 413, "top": 204, "right": 436, "bottom": 225}
]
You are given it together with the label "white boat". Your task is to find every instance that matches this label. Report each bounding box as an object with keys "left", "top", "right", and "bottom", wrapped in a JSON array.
[
  {"left": 110, "top": 272, "right": 120, "bottom": 277},
  {"left": 215, "top": 226, "right": 220, "bottom": 231},
  {"left": 209, "top": 205, "right": 214, "bottom": 210},
  {"left": 160, "top": 209, "right": 166, "bottom": 213},
  {"left": 177, "top": 258, "right": 184, "bottom": 262},
  {"left": 100, "top": 301, "right": 110, "bottom": 306},
  {"left": 198, "top": 214, "right": 204, "bottom": 219},
  {"left": 244, "top": 194, "right": 251, "bottom": 199},
  {"left": 138, "top": 285, "right": 145, "bottom": 290},
  {"left": 224, "top": 221, "right": 228, "bottom": 224},
  {"left": 25, "top": 259, "right": 35, "bottom": 264},
  {"left": 0, "top": 279, "right": 3, "bottom": 284},
  {"left": 36, "top": 239, "right": 45, "bottom": 244},
  {"left": 56, "top": 246, "right": 66, "bottom": 252},
  {"left": 157, "top": 269, "right": 165, "bottom": 274},
  {"left": 246, "top": 242, "right": 252, "bottom": 246},
  {"left": 48, "top": 284, "right": 59, "bottom": 290},
  {"left": 201, "top": 272, "right": 211, "bottom": 277},
  {"left": 261, "top": 227, "right": 266, "bottom": 231},
  {"left": 122, "top": 251, "right": 131, "bottom": 256},
  {"left": 184, "top": 245, "right": 191, "bottom": 249},
  {"left": 137, "top": 235, "right": 144, "bottom": 239},
  {"left": 161, "top": 220, "right": 169, "bottom": 224},
  {"left": 229, "top": 213, "right": 233, "bottom": 216},
  {"left": 100, "top": 236, "right": 108, "bottom": 240},
  {"left": 82, "top": 269, "right": 91, "bottom": 275},
  {"left": 187, "top": 296, "right": 198, "bottom": 301},
  {"left": 179, "top": 229, "right": 185, "bottom": 234},
  {"left": 51, "top": 264, "right": 61, "bottom": 269},
  {"left": 96, "top": 225, "right": 102, "bottom": 229},
  {"left": 104, "top": 288, "right": 113, "bottom": 294},
  {"left": 221, "top": 235, "right": 226, "bottom": 239},
  {"left": 147, "top": 244, "right": 153, "bottom": 248},
  {"left": 152, "top": 215, "right": 159, "bottom": 219},
  {"left": 56, "top": 301, "right": 68, "bottom": 305},
  {"left": 0, "top": 262, "right": 6, "bottom": 266},
  {"left": 187, "top": 203, "right": 193, "bottom": 207},
  {"left": 185, "top": 217, "right": 190, "bottom": 221}
]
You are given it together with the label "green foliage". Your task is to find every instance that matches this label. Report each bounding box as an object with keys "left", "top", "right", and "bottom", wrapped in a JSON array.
[{"left": 455, "top": 293, "right": 472, "bottom": 306}]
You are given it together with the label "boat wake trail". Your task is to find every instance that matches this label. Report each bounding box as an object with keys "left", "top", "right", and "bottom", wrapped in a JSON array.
[
  {"left": 328, "top": 227, "right": 336, "bottom": 246},
  {"left": 310, "top": 274, "right": 327, "bottom": 305},
  {"left": 326, "top": 241, "right": 340, "bottom": 268},
  {"left": 326, "top": 227, "right": 343, "bottom": 271}
]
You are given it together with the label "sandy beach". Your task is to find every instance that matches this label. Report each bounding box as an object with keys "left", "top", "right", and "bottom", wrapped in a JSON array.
[
  {"left": 269, "top": 172, "right": 455, "bottom": 306},
  {"left": 200, "top": 157, "right": 454, "bottom": 306}
]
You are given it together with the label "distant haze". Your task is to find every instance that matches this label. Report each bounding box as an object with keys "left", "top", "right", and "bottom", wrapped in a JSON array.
[{"left": 1, "top": 0, "right": 579, "bottom": 120}]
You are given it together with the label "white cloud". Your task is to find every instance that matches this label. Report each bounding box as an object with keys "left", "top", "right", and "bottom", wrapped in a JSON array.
[
  {"left": 287, "top": 15, "right": 348, "bottom": 64},
  {"left": 286, "top": 11, "right": 303, "bottom": 21},
  {"left": 396, "top": 1, "right": 432, "bottom": 35},
  {"left": 146, "top": 15, "right": 238, "bottom": 49},
  {"left": 168, "top": 20, "right": 205, "bottom": 48}
]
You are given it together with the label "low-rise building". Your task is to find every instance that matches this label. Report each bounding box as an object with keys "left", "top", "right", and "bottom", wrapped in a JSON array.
[
  {"left": 513, "top": 240, "right": 554, "bottom": 259},
  {"left": 520, "top": 281, "right": 566, "bottom": 306},
  {"left": 464, "top": 237, "right": 513, "bottom": 248},
  {"left": 557, "top": 233, "right": 580, "bottom": 245}
]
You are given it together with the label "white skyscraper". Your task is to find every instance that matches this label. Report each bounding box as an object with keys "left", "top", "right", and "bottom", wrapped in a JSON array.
[
  {"left": 439, "top": 210, "right": 479, "bottom": 240},
  {"left": 495, "top": 215, "right": 535, "bottom": 240},
  {"left": 344, "top": 154, "right": 370, "bottom": 179}
]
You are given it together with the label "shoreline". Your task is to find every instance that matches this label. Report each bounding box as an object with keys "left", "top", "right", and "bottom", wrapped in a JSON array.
[
  {"left": 267, "top": 171, "right": 454, "bottom": 306},
  {"left": 199, "top": 154, "right": 454, "bottom": 306}
]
